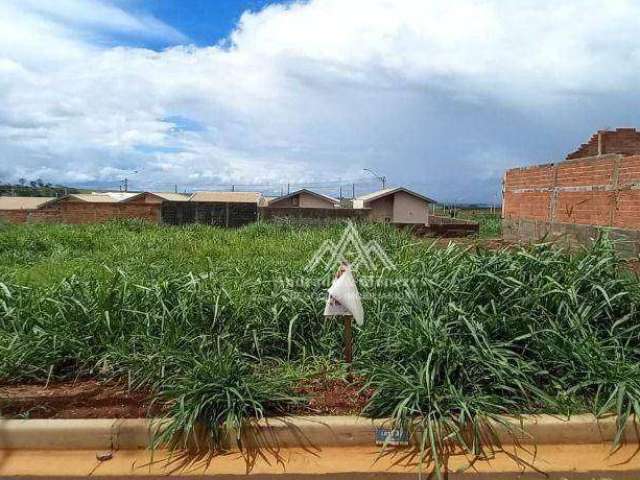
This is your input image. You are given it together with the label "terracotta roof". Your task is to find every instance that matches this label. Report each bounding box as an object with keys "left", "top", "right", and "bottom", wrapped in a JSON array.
[
  {"left": 269, "top": 189, "right": 339, "bottom": 205},
  {"left": 356, "top": 187, "right": 436, "bottom": 204},
  {"left": 0, "top": 196, "right": 57, "bottom": 210},
  {"left": 151, "top": 192, "right": 191, "bottom": 202},
  {"left": 190, "top": 191, "right": 261, "bottom": 203}
]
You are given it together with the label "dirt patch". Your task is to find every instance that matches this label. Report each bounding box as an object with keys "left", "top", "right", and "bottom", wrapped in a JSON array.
[
  {"left": 0, "top": 379, "right": 159, "bottom": 419},
  {"left": 1, "top": 377, "right": 372, "bottom": 419},
  {"left": 292, "top": 377, "right": 372, "bottom": 415}
]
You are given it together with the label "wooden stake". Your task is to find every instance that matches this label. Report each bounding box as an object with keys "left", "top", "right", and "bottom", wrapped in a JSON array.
[{"left": 343, "top": 315, "right": 353, "bottom": 364}]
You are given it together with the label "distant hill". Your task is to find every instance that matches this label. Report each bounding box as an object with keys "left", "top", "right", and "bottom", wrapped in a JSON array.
[{"left": 0, "top": 180, "right": 82, "bottom": 198}]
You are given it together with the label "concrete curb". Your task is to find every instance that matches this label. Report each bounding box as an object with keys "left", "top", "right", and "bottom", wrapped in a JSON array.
[{"left": 0, "top": 414, "right": 638, "bottom": 450}]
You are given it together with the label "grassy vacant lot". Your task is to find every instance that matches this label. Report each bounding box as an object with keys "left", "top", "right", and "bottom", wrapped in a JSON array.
[
  {"left": 456, "top": 209, "right": 502, "bottom": 237},
  {"left": 1, "top": 220, "right": 639, "bottom": 468}
]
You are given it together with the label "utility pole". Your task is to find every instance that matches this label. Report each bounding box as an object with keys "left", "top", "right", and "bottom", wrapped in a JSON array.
[
  {"left": 339, "top": 186, "right": 343, "bottom": 199},
  {"left": 121, "top": 169, "right": 140, "bottom": 194},
  {"left": 287, "top": 183, "right": 290, "bottom": 194},
  {"left": 363, "top": 168, "right": 386, "bottom": 190},
  {"left": 352, "top": 183, "right": 355, "bottom": 199}
]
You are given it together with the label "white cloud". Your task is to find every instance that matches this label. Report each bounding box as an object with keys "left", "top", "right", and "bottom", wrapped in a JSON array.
[{"left": 0, "top": 0, "right": 639, "bottom": 200}]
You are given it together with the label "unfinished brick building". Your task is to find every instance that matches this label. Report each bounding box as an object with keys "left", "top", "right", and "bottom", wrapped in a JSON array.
[
  {"left": 566, "top": 128, "right": 640, "bottom": 160},
  {"left": 502, "top": 128, "right": 640, "bottom": 256}
]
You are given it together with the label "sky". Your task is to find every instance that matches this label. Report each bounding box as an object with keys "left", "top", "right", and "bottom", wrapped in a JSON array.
[{"left": 1, "top": 0, "right": 639, "bottom": 202}]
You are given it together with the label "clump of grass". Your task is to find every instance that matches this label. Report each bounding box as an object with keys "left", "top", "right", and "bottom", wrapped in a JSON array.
[
  {"left": 151, "top": 342, "right": 298, "bottom": 451},
  {"left": 357, "top": 237, "right": 639, "bottom": 474}
]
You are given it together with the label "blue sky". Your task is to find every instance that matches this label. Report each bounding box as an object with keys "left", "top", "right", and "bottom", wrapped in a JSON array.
[
  {"left": 1, "top": 0, "right": 639, "bottom": 202},
  {"left": 140, "top": 0, "right": 284, "bottom": 47}
]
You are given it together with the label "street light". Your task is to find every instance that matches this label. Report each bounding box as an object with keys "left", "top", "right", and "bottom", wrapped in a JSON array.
[
  {"left": 363, "top": 168, "right": 386, "bottom": 189},
  {"left": 120, "top": 169, "right": 142, "bottom": 192}
]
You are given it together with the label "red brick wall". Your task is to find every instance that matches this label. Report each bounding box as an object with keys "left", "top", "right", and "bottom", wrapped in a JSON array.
[
  {"left": 0, "top": 210, "right": 29, "bottom": 223},
  {"left": 1, "top": 198, "right": 161, "bottom": 224},
  {"left": 55, "top": 200, "right": 161, "bottom": 224},
  {"left": 503, "top": 153, "right": 640, "bottom": 230},
  {"left": 566, "top": 128, "right": 640, "bottom": 160},
  {"left": 27, "top": 204, "right": 62, "bottom": 223},
  {"left": 502, "top": 164, "right": 555, "bottom": 221}
]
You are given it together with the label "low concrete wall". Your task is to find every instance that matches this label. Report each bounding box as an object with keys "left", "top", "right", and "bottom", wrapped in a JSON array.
[
  {"left": 1, "top": 414, "right": 638, "bottom": 450},
  {"left": 503, "top": 217, "right": 640, "bottom": 257},
  {"left": 398, "top": 215, "right": 479, "bottom": 237},
  {"left": 259, "top": 207, "right": 370, "bottom": 221}
]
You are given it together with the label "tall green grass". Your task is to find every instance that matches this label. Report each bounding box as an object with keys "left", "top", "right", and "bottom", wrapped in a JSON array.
[
  {"left": 455, "top": 210, "right": 502, "bottom": 237},
  {"left": 0, "top": 220, "right": 638, "bottom": 475}
]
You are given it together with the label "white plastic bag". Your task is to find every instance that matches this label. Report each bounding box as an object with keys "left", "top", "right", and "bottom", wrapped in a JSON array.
[{"left": 323, "top": 264, "right": 364, "bottom": 326}]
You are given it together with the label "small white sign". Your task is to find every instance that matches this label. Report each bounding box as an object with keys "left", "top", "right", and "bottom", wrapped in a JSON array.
[{"left": 375, "top": 427, "right": 409, "bottom": 446}]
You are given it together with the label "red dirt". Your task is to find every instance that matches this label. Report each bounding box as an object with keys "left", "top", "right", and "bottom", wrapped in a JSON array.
[
  {"left": 0, "top": 379, "right": 160, "bottom": 419},
  {"left": 0, "top": 377, "right": 372, "bottom": 419},
  {"left": 291, "top": 377, "right": 372, "bottom": 415}
]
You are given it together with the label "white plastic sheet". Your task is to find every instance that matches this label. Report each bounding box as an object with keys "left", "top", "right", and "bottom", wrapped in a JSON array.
[{"left": 323, "top": 264, "right": 364, "bottom": 326}]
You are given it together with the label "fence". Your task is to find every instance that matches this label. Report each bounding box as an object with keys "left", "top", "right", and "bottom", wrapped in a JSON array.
[{"left": 162, "top": 202, "right": 258, "bottom": 227}]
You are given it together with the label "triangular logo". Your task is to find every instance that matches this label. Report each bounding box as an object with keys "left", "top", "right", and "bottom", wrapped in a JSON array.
[{"left": 305, "top": 222, "right": 395, "bottom": 274}]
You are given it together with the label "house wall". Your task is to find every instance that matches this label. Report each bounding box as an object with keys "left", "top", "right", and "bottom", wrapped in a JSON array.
[
  {"left": 502, "top": 153, "right": 640, "bottom": 255},
  {"left": 392, "top": 191, "right": 428, "bottom": 224},
  {"left": 366, "top": 196, "right": 394, "bottom": 222},
  {"left": 268, "top": 192, "right": 335, "bottom": 209},
  {"left": 299, "top": 192, "right": 334, "bottom": 208},
  {"left": 268, "top": 196, "right": 296, "bottom": 208}
]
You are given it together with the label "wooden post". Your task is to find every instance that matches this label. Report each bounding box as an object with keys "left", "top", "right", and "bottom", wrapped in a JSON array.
[{"left": 343, "top": 316, "right": 353, "bottom": 364}]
